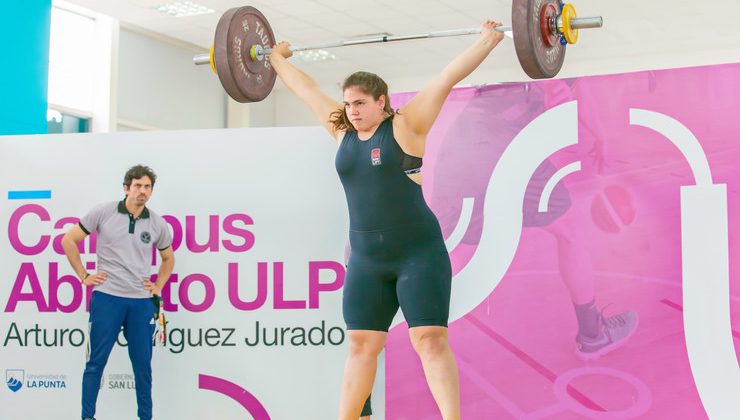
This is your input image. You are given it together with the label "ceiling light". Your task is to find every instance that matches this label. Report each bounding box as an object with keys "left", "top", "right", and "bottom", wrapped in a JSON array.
[
  {"left": 156, "top": 1, "right": 214, "bottom": 18},
  {"left": 295, "top": 49, "right": 337, "bottom": 63}
]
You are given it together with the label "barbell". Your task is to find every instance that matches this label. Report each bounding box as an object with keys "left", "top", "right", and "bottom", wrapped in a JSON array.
[{"left": 193, "top": 0, "right": 603, "bottom": 103}]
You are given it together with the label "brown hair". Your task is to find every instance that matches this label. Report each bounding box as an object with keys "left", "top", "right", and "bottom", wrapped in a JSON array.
[
  {"left": 330, "top": 71, "right": 395, "bottom": 132},
  {"left": 123, "top": 165, "right": 157, "bottom": 188}
]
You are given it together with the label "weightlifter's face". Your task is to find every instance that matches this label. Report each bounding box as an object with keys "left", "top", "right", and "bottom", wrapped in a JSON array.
[{"left": 343, "top": 86, "right": 386, "bottom": 131}]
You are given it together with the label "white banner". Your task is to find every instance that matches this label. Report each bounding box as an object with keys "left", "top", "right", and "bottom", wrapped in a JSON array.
[{"left": 0, "top": 127, "right": 360, "bottom": 419}]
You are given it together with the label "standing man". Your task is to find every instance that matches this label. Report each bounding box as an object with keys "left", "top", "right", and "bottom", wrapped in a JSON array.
[{"left": 62, "top": 165, "right": 174, "bottom": 420}]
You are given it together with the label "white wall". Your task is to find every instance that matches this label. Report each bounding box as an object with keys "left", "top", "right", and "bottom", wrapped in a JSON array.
[
  {"left": 117, "top": 27, "right": 226, "bottom": 130},
  {"left": 272, "top": 81, "right": 341, "bottom": 127}
]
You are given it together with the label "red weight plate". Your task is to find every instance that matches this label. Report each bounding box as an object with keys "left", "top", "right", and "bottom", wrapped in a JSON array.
[{"left": 540, "top": 2, "right": 559, "bottom": 48}]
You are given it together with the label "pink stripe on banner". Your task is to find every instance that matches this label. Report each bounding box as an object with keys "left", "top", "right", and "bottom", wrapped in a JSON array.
[
  {"left": 198, "top": 374, "right": 271, "bottom": 419},
  {"left": 465, "top": 314, "right": 606, "bottom": 412},
  {"left": 660, "top": 299, "right": 740, "bottom": 340}
]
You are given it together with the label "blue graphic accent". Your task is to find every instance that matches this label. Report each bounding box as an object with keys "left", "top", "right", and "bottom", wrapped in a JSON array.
[
  {"left": 6, "top": 369, "right": 24, "bottom": 392},
  {"left": 7, "top": 378, "right": 22, "bottom": 392},
  {"left": 8, "top": 190, "right": 52, "bottom": 200},
  {"left": 2, "top": 0, "right": 51, "bottom": 135}
]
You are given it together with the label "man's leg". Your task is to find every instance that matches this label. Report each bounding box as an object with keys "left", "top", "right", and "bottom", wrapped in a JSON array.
[
  {"left": 82, "top": 292, "right": 127, "bottom": 419},
  {"left": 123, "top": 297, "right": 156, "bottom": 420}
]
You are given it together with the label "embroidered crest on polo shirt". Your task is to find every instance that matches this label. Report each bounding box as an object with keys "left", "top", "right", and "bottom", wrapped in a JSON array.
[{"left": 140, "top": 231, "right": 152, "bottom": 244}]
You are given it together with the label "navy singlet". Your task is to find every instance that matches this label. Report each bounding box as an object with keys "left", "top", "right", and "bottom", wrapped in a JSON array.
[{"left": 336, "top": 117, "right": 452, "bottom": 331}]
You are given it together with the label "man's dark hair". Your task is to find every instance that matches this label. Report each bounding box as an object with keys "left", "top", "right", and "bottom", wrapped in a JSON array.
[{"left": 123, "top": 165, "right": 157, "bottom": 188}]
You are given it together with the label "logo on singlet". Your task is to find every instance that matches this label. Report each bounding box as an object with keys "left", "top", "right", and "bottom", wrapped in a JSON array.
[
  {"left": 140, "top": 231, "right": 151, "bottom": 244},
  {"left": 371, "top": 148, "right": 381, "bottom": 166}
]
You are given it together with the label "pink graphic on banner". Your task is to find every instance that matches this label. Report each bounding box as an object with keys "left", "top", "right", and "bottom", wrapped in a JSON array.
[
  {"left": 386, "top": 63, "right": 740, "bottom": 419},
  {"left": 198, "top": 374, "right": 271, "bottom": 419}
]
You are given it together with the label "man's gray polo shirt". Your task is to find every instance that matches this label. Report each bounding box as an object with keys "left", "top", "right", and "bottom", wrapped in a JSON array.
[{"left": 79, "top": 200, "right": 173, "bottom": 298}]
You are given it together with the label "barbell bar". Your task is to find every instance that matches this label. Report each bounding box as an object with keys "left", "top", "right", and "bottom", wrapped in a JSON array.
[
  {"left": 193, "top": 1, "right": 604, "bottom": 103},
  {"left": 192, "top": 16, "right": 601, "bottom": 66}
]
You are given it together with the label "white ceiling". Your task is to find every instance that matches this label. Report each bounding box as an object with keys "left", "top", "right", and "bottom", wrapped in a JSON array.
[{"left": 58, "top": 0, "right": 740, "bottom": 88}]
